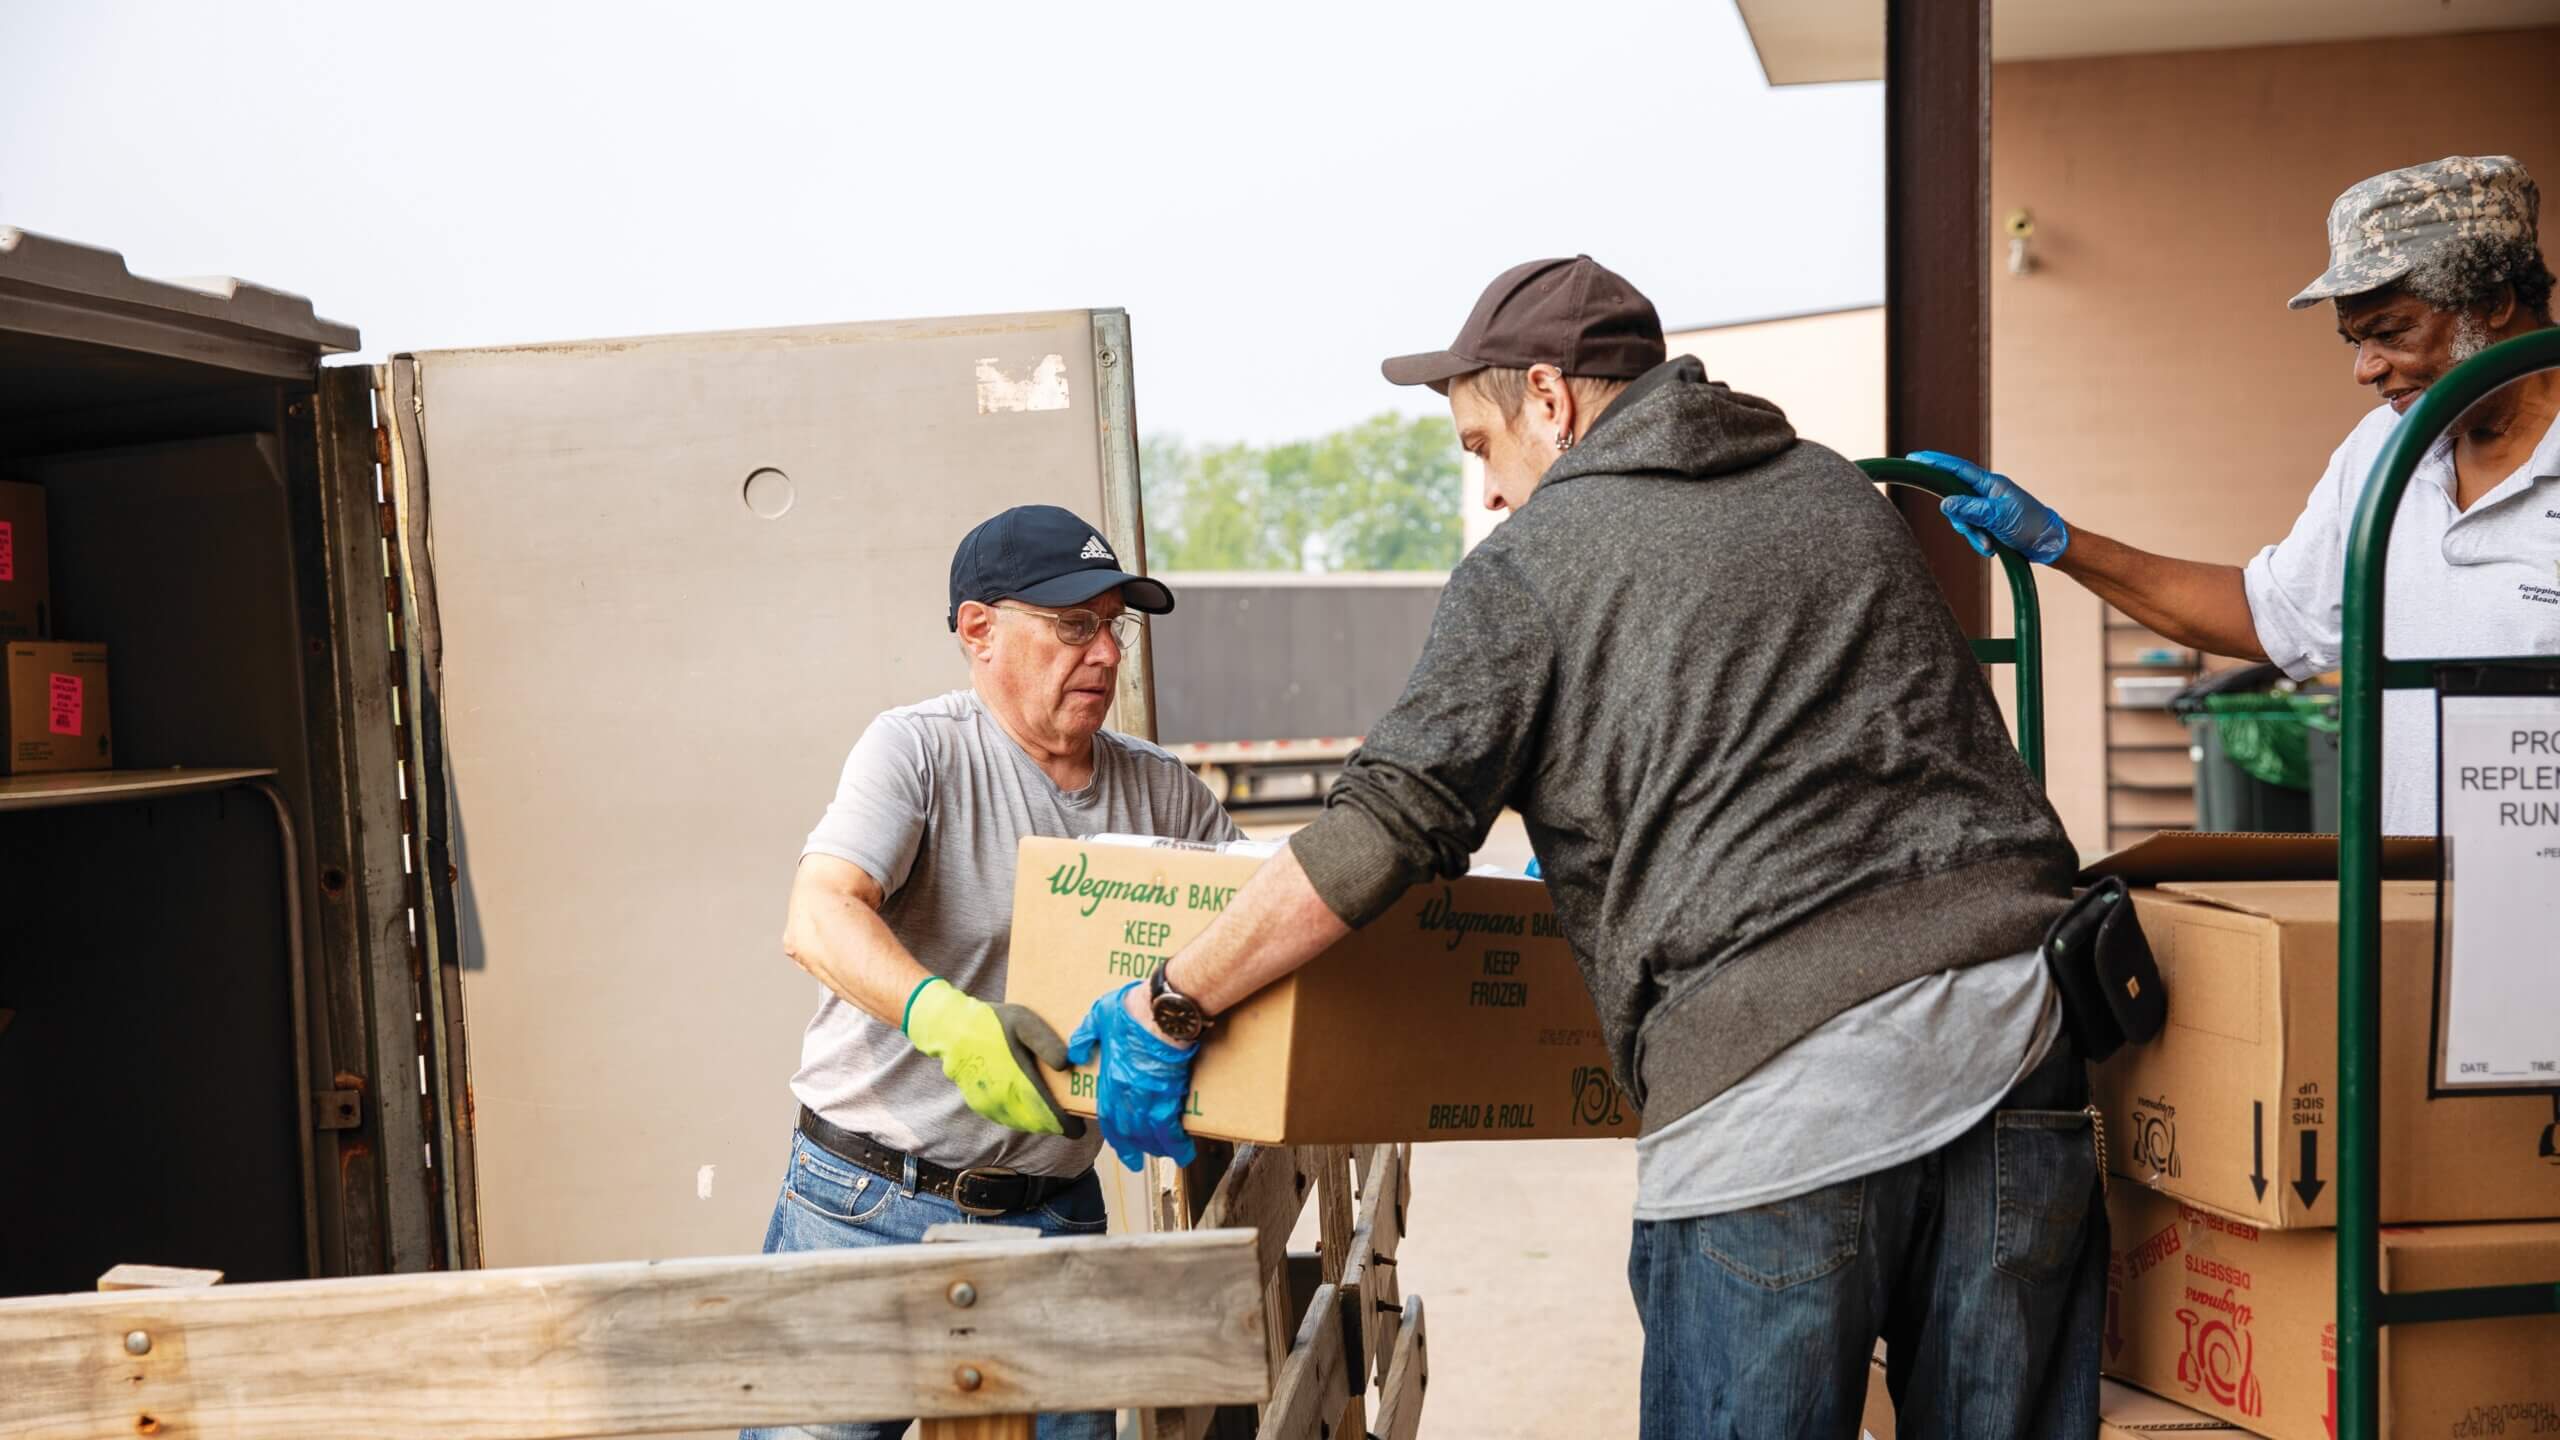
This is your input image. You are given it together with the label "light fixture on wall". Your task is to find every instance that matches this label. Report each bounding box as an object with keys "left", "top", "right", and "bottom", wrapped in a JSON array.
[{"left": 2006, "top": 209, "right": 2037, "bottom": 276}]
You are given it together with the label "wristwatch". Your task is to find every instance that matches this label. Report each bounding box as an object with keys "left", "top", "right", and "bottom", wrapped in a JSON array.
[{"left": 1147, "top": 963, "right": 1213, "bottom": 1045}]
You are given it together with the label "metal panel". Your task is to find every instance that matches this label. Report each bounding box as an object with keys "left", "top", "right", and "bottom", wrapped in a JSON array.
[{"left": 397, "top": 310, "right": 1145, "bottom": 1267}]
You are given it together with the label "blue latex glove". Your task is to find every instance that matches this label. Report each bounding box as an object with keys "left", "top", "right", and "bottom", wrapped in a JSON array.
[
  {"left": 1066, "top": 982, "right": 1200, "bottom": 1171},
  {"left": 1906, "top": 450, "right": 2071, "bottom": 565}
]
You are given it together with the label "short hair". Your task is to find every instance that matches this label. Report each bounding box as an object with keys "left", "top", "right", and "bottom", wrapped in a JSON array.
[
  {"left": 1455, "top": 366, "right": 1633, "bottom": 424},
  {"left": 2400, "top": 233, "right": 2555, "bottom": 322}
]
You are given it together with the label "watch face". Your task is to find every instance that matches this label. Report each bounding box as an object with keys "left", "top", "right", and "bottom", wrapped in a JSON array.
[{"left": 1151, "top": 992, "right": 1206, "bottom": 1044}]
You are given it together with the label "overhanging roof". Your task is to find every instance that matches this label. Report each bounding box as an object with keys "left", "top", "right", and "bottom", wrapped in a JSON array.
[{"left": 1737, "top": 0, "right": 2560, "bottom": 86}]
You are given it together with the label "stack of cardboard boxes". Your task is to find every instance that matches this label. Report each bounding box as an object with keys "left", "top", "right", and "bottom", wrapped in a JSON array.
[
  {"left": 0, "top": 479, "right": 112, "bottom": 777},
  {"left": 2084, "top": 833, "right": 2560, "bottom": 1438}
]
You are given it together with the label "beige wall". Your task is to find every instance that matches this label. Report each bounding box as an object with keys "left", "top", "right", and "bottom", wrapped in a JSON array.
[
  {"left": 1669, "top": 306, "right": 1886, "bottom": 462},
  {"left": 1464, "top": 306, "right": 1887, "bottom": 553},
  {"left": 1991, "top": 26, "right": 2560, "bottom": 850}
]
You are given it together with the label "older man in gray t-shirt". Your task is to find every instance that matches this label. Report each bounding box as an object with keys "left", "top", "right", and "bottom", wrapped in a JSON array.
[{"left": 744, "top": 504, "right": 1233, "bottom": 1440}]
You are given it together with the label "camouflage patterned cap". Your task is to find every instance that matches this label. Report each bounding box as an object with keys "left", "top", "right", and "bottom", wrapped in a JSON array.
[{"left": 2288, "top": 155, "right": 2540, "bottom": 310}]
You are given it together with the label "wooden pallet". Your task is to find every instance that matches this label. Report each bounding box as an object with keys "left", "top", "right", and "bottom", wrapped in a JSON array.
[{"left": 1135, "top": 1141, "right": 1429, "bottom": 1440}]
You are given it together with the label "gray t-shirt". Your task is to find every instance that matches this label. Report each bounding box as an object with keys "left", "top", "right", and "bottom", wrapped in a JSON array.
[
  {"left": 1633, "top": 949, "right": 2059, "bottom": 1220},
  {"left": 793, "top": 689, "right": 1239, "bottom": 1176}
]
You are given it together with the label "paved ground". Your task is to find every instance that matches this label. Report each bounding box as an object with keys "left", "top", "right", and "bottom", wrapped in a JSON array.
[{"left": 1241, "top": 809, "right": 1646, "bottom": 1438}]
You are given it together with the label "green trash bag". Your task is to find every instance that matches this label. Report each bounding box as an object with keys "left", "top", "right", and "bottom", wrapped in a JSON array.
[{"left": 2199, "top": 693, "right": 2334, "bottom": 791}]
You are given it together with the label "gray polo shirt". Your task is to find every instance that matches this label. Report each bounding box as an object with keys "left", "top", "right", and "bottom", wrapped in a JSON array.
[
  {"left": 794, "top": 689, "right": 1238, "bottom": 1176},
  {"left": 2244, "top": 402, "right": 2560, "bottom": 833}
]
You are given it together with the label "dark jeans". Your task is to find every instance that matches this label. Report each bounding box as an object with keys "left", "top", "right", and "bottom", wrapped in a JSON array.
[
  {"left": 740, "top": 1129, "right": 1115, "bottom": 1440},
  {"left": 1627, "top": 1041, "right": 2107, "bottom": 1439}
]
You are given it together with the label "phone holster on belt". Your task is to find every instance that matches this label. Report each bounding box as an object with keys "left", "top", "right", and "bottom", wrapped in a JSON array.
[{"left": 2041, "top": 876, "right": 2167, "bottom": 1063}]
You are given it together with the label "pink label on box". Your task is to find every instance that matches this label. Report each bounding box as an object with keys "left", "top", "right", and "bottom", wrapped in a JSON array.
[
  {"left": 0, "top": 519, "right": 13, "bottom": 582},
  {"left": 48, "top": 672, "right": 82, "bottom": 736}
]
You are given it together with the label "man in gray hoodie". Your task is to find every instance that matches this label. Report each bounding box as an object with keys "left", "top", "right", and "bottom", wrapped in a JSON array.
[{"left": 1054, "top": 257, "right": 2104, "bottom": 1438}]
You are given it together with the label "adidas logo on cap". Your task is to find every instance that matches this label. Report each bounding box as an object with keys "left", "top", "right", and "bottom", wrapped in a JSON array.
[{"left": 1080, "top": 535, "right": 1113, "bottom": 561}]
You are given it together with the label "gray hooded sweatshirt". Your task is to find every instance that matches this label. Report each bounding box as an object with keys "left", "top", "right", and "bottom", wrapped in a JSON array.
[{"left": 1289, "top": 356, "right": 2074, "bottom": 1134}]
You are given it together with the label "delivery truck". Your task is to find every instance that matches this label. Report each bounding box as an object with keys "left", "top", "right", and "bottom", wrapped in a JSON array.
[{"left": 0, "top": 226, "right": 1165, "bottom": 1291}]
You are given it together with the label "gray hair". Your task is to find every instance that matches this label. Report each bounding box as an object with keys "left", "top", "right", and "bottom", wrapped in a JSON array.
[{"left": 2401, "top": 233, "right": 2555, "bottom": 322}]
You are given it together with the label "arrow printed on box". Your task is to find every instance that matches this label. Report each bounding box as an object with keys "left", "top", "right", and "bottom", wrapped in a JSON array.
[
  {"left": 2250, "top": 1101, "right": 2268, "bottom": 1202},
  {"left": 2293, "top": 1129, "right": 2325, "bottom": 1210}
]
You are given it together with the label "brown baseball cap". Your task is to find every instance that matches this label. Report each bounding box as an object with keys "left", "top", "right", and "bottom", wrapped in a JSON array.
[{"left": 1381, "top": 255, "right": 1667, "bottom": 393}]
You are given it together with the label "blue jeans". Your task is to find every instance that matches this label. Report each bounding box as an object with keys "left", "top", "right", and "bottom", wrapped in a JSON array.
[
  {"left": 740, "top": 1130, "right": 1116, "bottom": 1440},
  {"left": 1627, "top": 1041, "right": 2106, "bottom": 1439}
]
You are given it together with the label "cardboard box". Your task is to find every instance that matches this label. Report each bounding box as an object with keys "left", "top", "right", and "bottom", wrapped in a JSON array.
[
  {"left": 0, "top": 481, "right": 48, "bottom": 640},
  {"left": 2087, "top": 833, "right": 2560, "bottom": 1228},
  {"left": 3, "top": 640, "right": 111, "bottom": 775},
  {"left": 2098, "top": 1378, "right": 2252, "bottom": 1437},
  {"left": 2104, "top": 1185, "right": 2560, "bottom": 1440},
  {"left": 1005, "top": 836, "right": 1639, "bottom": 1144}
]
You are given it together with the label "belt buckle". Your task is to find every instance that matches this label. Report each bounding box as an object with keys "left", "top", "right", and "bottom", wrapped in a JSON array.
[{"left": 950, "top": 1165, "right": 1021, "bottom": 1218}]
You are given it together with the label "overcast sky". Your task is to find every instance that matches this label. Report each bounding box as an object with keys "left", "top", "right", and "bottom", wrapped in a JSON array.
[{"left": 0, "top": 1, "right": 1882, "bottom": 445}]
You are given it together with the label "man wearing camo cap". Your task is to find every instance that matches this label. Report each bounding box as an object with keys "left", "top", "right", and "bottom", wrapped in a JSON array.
[{"left": 1910, "top": 155, "right": 2559, "bottom": 833}]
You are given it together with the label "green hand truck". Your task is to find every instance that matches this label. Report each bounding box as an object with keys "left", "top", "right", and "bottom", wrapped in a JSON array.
[
  {"left": 2337, "top": 326, "right": 2560, "bottom": 1439},
  {"left": 1859, "top": 456, "right": 2048, "bottom": 781}
]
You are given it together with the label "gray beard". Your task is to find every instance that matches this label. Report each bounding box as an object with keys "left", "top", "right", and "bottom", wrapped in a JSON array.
[{"left": 2450, "top": 311, "right": 2491, "bottom": 363}]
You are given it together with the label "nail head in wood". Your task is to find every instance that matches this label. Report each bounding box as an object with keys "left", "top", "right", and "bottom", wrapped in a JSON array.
[
  {"left": 956, "top": 1365, "right": 984, "bottom": 1392},
  {"left": 948, "top": 1281, "right": 977, "bottom": 1308},
  {"left": 123, "top": 1331, "right": 151, "bottom": 1356}
]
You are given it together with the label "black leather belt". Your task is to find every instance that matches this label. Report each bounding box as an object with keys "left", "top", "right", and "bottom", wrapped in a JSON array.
[{"left": 798, "top": 1106, "right": 1088, "bottom": 1217}]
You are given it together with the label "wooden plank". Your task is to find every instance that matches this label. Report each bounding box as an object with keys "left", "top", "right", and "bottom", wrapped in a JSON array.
[
  {"left": 1314, "top": 1147, "right": 1355, "bottom": 1285},
  {"left": 1346, "top": 1144, "right": 1406, "bottom": 1389},
  {"left": 1197, "top": 1143, "right": 1314, "bottom": 1286},
  {"left": 95, "top": 1265, "right": 223, "bottom": 1292},
  {"left": 1153, "top": 1145, "right": 1316, "bottom": 1440},
  {"left": 1370, "top": 1298, "right": 1428, "bottom": 1440},
  {"left": 1251, "top": 1284, "right": 1349, "bottom": 1440},
  {"left": 1, "top": 1231, "right": 1269, "bottom": 1440},
  {"left": 1312, "top": 1147, "right": 1368, "bottom": 1433},
  {"left": 918, "top": 1419, "right": 1034, "bottom": 1440},
  {"left": 1258, "top": 1268, "right": 1294, "bottom": 1381}
]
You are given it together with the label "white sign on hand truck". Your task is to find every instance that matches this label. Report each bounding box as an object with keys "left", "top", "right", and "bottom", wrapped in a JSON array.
[{"left": 2435, "top": 693, "right": 2560, "bottom": 1092}]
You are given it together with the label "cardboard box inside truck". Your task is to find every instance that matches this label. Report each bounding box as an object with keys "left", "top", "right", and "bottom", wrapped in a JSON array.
[
  {"left": 2104, "top": 1185, "right": 2560, "bottom": 1440},
  {"left": 0, "top": 481, "right": 49, "bottom": 641},
  {"left": 3, "top": 640, "right": 110, "bottom": 776},
  {"left": 1005, "top": 835, "right": 1639, "bottom": 1145},
  {"left": 2084, "top": 832, "right": 2560, "bottom": 1228}
]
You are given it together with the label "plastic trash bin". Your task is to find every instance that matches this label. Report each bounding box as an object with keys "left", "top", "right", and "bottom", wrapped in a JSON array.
[
  {"left": 2305, "top": 706, "right": 2342, "bottom": 833},
  {"left": 2179, "top": 692, "right": 2332, "bottom": 834}
]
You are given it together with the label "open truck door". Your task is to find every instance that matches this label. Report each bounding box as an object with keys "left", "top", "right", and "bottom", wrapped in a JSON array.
[
  {"left": 374, "top": 309, "right": 1157, "bottom": 1268},
  {"left": 4, "top": 224, "right": 1159, "bottom": 1291}
]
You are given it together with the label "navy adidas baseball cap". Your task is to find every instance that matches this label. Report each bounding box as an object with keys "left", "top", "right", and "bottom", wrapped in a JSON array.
[{"left": 947, "top": 505, "right": 1176, "bottom": 631}]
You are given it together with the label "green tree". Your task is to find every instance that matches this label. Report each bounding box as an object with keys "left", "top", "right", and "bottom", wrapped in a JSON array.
[{"left": 1142, "top": 412, "right": 1460, "bottom": 572}]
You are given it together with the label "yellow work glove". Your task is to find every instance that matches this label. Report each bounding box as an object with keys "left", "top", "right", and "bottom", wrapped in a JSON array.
[{"left": 902, "top": 977, "right": 1085, "bottom": 1139}]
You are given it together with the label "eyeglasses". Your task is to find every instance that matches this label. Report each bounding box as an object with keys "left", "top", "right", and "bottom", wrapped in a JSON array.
[{"left": 994, "top": 602, "right": 1143, "bottom": 650}]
